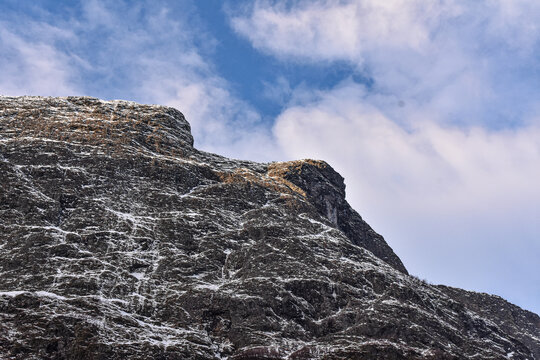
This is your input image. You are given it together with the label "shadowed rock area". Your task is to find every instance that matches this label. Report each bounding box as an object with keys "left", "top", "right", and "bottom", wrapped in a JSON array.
[{"left": 0, "top": 96, "right": 538, "bottom": 359}]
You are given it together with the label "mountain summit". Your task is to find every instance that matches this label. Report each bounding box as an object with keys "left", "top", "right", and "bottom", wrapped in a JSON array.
[{"left": 0, "top": 96, "right": 538, "bottom": 359}]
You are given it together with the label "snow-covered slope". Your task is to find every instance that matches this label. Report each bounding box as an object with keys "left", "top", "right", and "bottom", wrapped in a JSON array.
[{"left": 0, "top": 96, "right": 538, "bottom": 359}]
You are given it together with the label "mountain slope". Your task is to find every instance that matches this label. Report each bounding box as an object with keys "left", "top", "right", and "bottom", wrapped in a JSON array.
[{"left": 0, "top": 96, "right": 538, "bottom": 359}]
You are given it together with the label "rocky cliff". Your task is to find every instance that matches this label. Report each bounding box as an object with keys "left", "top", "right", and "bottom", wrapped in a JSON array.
[{"left": 0, "top": 96, "right": 538, "bottom": 359}]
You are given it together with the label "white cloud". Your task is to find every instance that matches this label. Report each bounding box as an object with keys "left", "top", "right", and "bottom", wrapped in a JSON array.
[
  {"left": 0, "top": 24, "right": 79, "bottom": 96},
  {"left": 485, "top": 0, "right": 540, "bottom": 52},
  {"left": 276, "top": 82, "right": 540, "bottom": 213},
  {"left": 230, "top": 0, "right": 460, "bottom": 62},
  {"left": 145, "top": 72, "right": 282, "bottom": 161},
  {"left": 231, "top": 0, "right": 540, "bottom": 63},
  {"left": 231, "top": 0, "right": 540, "bottom": 128}
]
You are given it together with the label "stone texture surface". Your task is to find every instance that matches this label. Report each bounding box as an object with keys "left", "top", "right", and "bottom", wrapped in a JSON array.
[{"left": 0, "top": 96, "right": 538, "bottom": 359}]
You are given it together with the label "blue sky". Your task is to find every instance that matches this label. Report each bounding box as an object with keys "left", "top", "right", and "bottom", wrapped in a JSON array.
[{"left": 1, "top": 0, "right": 539, "bottom": 314}]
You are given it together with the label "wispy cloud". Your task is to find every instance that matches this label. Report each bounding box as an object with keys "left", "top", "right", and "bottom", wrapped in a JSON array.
[
  {"left": 0, "top": 22, "right": 79, "bottom": 96},
  {"left": 231, "top": 0, "right": 540, "bottom": 128},
  {"left": 231, "top": 0, "right": 451, "bottom": 62}
]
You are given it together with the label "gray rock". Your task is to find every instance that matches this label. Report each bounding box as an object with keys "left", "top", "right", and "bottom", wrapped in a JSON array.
[{"left": 0, "top": 96, "right": 538, "bottom": 359}]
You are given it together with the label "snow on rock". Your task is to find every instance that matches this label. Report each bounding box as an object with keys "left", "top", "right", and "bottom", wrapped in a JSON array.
[{"left": 0, "top": 96, "right": 538, "bottom": 359}]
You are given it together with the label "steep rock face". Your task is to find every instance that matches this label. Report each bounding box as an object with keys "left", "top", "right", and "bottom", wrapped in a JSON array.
[
  {"left": 267, "top": 160, "right": 407, "bottom": 274},
  {"left": 0, "top": 96, "right": 538, "bottom": 359},
  {"left": 438, "top": 286, "right": 540, "bottom": 360}
]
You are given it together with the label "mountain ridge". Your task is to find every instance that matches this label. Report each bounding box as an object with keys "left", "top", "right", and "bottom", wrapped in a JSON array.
[{"left": 0, "top": 96, "right": 538, "bottom": 359}]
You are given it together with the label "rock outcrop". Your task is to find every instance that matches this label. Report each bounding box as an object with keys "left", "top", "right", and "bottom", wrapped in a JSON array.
[{"left": 0, "top": 96, "right": 538, "bottom": 359}]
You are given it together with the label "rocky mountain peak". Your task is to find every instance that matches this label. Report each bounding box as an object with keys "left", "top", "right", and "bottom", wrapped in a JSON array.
[
  {"left": 0, "top": 96, "right": 194, "bottom": 156},
  {"left": 267, "top": 159, "right": 345, "bottom": 198},
  {"left": 0, "top": 96, "right": 538, "bottom": 359},
  {"left": 266, "top": 159, "right": 407, "bottom": 274}
]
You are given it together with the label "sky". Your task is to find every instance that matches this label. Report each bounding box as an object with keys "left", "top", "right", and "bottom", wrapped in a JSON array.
[{"left": 0, "top": 0, "right": 538, "bottom": 314}]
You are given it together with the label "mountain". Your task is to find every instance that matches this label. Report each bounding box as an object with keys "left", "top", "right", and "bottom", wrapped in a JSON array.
[{"left": 0, "top": 96, "right": 538, "bottom": 360}]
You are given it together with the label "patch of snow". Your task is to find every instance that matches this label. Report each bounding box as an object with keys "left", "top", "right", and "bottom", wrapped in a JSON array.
[
  {"left": 105, "top": 208, "right": 137, "bottom": 223},
  {"left": 131, "top": 272, "right": 145, "bottom": 280},
  {"left": 35, "top": 291, "right": 67, "bottom": 300},
  {"left": 0, "top": 290, "right": 67, "bottom": 301},
  {"left": 0, "top": 291, "right": 26, "bottom": 297},
  {"left": 195, "top": 283, "right": 221, "bottom": 291}
]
